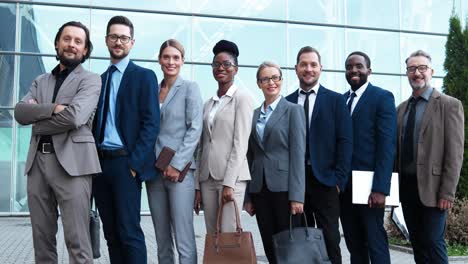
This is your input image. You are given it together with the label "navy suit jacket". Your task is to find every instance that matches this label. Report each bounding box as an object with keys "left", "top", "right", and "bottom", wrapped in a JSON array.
[
  {"left": 94, "top": 61, "right": 160, "bottom": 181},
  {"left": 344, "top": 83, "right": 397, "bottom": 195},
  {"left": 286, "top": 85, "right": 352, "bottom": 191}
]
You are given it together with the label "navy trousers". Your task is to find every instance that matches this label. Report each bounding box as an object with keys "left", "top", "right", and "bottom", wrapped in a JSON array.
[
  {"left": 401, "top": 179, "right": 448, "bottom": 264},
  {"left": 93, "top": 156, "right": 147, "bottom": 264},
  {"left": 340, "top": 185, "right": 390, "bottom": 264}
]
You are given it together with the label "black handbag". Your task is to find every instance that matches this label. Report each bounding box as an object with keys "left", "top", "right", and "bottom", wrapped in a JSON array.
[
  {"left": 273, "top": 213, "right": 331, "bottom": 264},
  {"left": 89, "top": 195, "right": 101, "bottom": 259}
]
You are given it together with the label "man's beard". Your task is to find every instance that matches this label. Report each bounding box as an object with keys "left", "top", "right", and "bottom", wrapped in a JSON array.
[
  {"left": 56, "top": 51, "right": 82, "bottom": 68},
  {"left": 109, "top": 47, "right": 128, "bottom": 60}
]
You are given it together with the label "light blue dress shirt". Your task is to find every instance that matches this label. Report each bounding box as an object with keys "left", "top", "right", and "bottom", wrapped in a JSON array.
[
  {"left": 100, "top": 56, "right": 130, "bottom": 149},
  {"left": 256, "top": 96, "right": 282, "bottom": 142}
]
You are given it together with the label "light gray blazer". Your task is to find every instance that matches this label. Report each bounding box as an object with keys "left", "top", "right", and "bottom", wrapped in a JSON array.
[
  {"left": 195, "top": 87, "right": 254, "bottom": 189},
  {"left": 247, "top": 97, "right": 306, "bottom": 203},
  {"left": 14, "top": 64, "right": 102, "bottom": 176},
  {"left": 155, "top": 76, "right": 203, "bottom": 171}
]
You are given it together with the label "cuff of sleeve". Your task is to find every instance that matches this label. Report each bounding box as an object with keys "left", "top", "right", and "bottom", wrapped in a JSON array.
[{"left": 222, "top": 178, "right": 237, "bottom": 189}]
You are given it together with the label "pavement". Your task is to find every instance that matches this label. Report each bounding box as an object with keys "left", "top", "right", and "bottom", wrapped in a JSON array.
[{"left": 0, "top": 214, "right": 463, "bottom": 263}]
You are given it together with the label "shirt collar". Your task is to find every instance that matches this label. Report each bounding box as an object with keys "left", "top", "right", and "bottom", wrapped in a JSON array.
[
  {"left": 349, "top": 81, "right": 369, "bottom": 97},
  {"left": 261, "top": 95, "right": 282, "bottom": 114},
  {"left": 111, "top": 55, "right": 130, "bottom": 73},
  {"left": 51, "top": 63, "right": 77, "bottom": 77},
  {"left": 212, "top": 84, "right": 238, "bottom": 101},
  {"left": 419, "top": 86, "right": 433, "bottom": 101},
  {"left": 299, "top": 82, "right": 320, "bottom": 95}
]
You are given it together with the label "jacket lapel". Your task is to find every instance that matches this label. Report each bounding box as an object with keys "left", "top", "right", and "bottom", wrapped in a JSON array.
[
  {"left": 311, "top": 86, "right": 324, "bottom": 121},
  {"left": 351, "top": 83, "right": 372, "bottom": 116},
  {"left": 160, "top": 76, "right": 183, "bottom": 118},
  {"left": 419, "top": 89, "right": 440, "bottom": 137},
  {"left": 204, "top": 100, "right": 215, "bottom": 137},
  {"left": 55, "top": 65, "right": 81, "bottom": 100},
  {"left": 252, "top": 108, "right": 264, "bottom": 151},
  {"left": 263, "top": 97, "right": 287, "bottom": 142},
  {"left": 115, "top": 61, "right": 135, "bottom": 122}
]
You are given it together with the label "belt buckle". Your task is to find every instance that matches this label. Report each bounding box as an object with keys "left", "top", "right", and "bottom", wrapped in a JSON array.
[{"left": 42, "top": 143, "right": 52, "bottom": 154}]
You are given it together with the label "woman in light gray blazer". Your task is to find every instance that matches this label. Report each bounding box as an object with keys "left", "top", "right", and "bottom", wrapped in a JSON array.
[
  {"left": 244, "top": 61, "right": 306, "bottom": 264},
  {"left": 194, "top": 40, "right": 254, "bottom": 234},
  {"left": 146, "top": 39, "right": 203, "bottom": 264}
]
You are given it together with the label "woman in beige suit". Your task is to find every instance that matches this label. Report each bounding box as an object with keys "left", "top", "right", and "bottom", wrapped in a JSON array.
[{"left": 194, "top": 40, "right": 254, "bottom": 234}]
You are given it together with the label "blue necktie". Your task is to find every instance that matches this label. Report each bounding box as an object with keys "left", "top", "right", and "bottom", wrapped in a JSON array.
[{"left": 99, "top": 65, "right": 117, "bottom": 144}]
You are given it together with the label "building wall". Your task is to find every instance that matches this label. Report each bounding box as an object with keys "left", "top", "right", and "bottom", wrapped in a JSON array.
[{"left": 0, "top": 0, "right": 466, "bottom": 214}]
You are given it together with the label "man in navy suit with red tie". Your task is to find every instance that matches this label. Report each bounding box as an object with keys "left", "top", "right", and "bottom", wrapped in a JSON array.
[
  {"left": 340, "top": 51, "right": 397, "bottom": 264},
  {"left": 93, "top": 16, "right": 160, "bottom": 264},
  {"left": 286, "top": 46, "right": 352, "bottom": 264}
]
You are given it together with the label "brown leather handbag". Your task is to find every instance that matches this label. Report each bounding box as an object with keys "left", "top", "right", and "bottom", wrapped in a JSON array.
[{"left": 203, "top": 200, "right": 257, "bottom": 264}]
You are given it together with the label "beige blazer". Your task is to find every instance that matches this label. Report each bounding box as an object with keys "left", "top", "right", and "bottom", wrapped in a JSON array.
[
  {"left": 14, "top": 65, "right": 102, "bottom": 176},
  {"left": 195, "top": 86, "right": 254, "bottom": 189},
  {"left": 396, "top": 88, "right": 464, "bottom": 207}
]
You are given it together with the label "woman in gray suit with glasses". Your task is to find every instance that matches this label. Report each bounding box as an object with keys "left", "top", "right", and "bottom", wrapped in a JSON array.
[{"left": 146, "top": 39, "right": 203, "bottom": 264}]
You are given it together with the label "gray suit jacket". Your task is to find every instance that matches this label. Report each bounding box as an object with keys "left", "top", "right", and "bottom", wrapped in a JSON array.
[
  {"left": 14, "top": 64, "right": 102, "bottom": 176},
  {"left": 396, "top": 88, "right": 464, "bottom": 206},
  {"left": 247, "top": 97, "right": 306, "bottom": 202},
  {"left": 195, "top": 86, "right": 254, "bottom": 189},
  {"left": 155, "top": 76, "right": 203, "bottom": 171}
]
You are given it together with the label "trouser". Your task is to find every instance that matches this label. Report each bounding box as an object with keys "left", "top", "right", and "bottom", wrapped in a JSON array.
[{"left": 28, "top": 151, "right": 93, "bottom": 264}]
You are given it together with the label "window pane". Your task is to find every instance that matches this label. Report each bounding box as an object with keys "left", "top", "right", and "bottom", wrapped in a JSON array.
[
  {"left": 288, "top": 0, "right": 344, "bottom": 24},
  {"left": 18, "top": 55, "right": 53, "bottom": 102},
  {"left": 191, "top": 0, "right": 286, "bottom": 20},
  {"left": 346, "top": 0, "right": 399, "bottom": 29},
  {"left": 368, "top": 75, "right": 402, "bottom": 105},
  {"left": 0, "top": 3, "right": 16, "bottom": 52},
  {"left": 192, "top": 17, "right": 286, "bottom": 66},
  {"left": 0, "top": 55, "right": 15, "bottom": 107},
  {"left": 401, "top": 0, "right": 452, "bottom": 33},
  {"left": 14, "top": 124, "right": 30, "bottom": 212},
  {"left": 400, "top": 33, "right": 446, "bottom": 76},
  {"left": 20, "top": 4, "right": 90, "bottom": 54},
  {"left": 90, "top": 10, "right": 192, "bottom": 61},
  {"left": 346, "top": 29, "right": 400, "bottom": 74},
  {"left": 0, "top": 110, "right": 13, "bottom": 212},
  {"left": 92, "top": 0, "right": 191, "bottom": 13},
  {"left": 288, "top": 24, "right": 345, "bottom": 70}
]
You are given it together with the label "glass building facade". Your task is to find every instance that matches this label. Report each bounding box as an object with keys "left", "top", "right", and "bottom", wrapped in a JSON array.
[{"left": 0, "top": 0, "right": 466, "bottom": 214}]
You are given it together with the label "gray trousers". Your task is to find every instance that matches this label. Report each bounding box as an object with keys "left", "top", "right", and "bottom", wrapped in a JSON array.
[
  {"left": 146, "top": 170, "right": 197, "bottom": 264},
  {"left": 27, "top": 152, "right": 93, "bottom": 264}
]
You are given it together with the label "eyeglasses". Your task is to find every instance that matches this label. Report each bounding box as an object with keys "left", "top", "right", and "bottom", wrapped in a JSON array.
[
  {"left": 106, "top": 34, "right": 132, "bottom": 44},
  {"left": 406, "top": 65, "right": 430, "bottom": 74},
  {"left": 211, "top": 61, "right": 236, "bottom": 69},
  {"left": 258, "top": 75, "right": 282, "bottom": 84}
]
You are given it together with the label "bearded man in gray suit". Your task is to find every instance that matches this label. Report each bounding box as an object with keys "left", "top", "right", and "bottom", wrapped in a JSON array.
[{"left": 14, "top": 21, "right": 101, "bottom": 264}]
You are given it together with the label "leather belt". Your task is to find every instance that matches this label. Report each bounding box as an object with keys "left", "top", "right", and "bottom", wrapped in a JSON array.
[
  {"left": 37, "top": 143, "right": 55, "bottom": 154},
  {"left": 98, "top": 148, "right": 128, "bottom": 159}
]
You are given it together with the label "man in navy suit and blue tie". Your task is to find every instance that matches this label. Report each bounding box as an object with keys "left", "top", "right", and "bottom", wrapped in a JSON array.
[
  {"left": 340, "top": 51, "right": 397, "bottom": 264},
  {"left": 286, "top": 46, "right": 353, "bottom": 264},
  {"left": 93, "top": 16, "right": 160, "bottom": 264}
]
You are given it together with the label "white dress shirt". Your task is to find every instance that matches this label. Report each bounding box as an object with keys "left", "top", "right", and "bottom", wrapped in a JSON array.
[
  {"left": 208, "top": 85, "right": 238, "bottom": 130},
  {"left": 297, "top": 83, "right": 320, "bottom": 126},
  {"left": 346, "top": 81, "right": 369, "bottom": 114}
]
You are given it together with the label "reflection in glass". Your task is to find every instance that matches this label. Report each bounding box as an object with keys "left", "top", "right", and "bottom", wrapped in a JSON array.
[
  {"left": 0, "top": 3, "right": 16, "bottom": 52},
  {"left": 90, "top": 9, "right": 192, "bottom": 60},
  {"left": 20, "top": 4, "right": 90, "bottom": 54},
  {"left": 368, "top": 75, "right": 402, "bottom": 105},
  {"left": 346, "top": 0, "right": 398, "bottom": 29},
  {"left": 400, "top": 33, "right": 446, "bottom": 75},
  {"left": 288, "top": 24, "right": 345, "bottom": 70},
  {"left": 14, "top": 125, "right": 31, "bottom": 212},
  {"left": 346, "top": 29, "right": 400, "bottom": 74},
  {"left": 192, "top": 17, "right": 286, "bottom": 66},
  {"left": 401, "top": 0, "right": 452, "bottom": 33},
  {"left": 93, "top": 0, "right": 190, "bottom": 13},
  {"left": 0, "top": 110, "right": 12, "bottom": 212},
  {"left": 192, "top": 0, "right": 286, "bottom": 20},
  {"left": 0, "top": 55, "right": 15, "bottom": 107},
  {"left": 288, "top": 0, "right": 344, "bottom": 24}
]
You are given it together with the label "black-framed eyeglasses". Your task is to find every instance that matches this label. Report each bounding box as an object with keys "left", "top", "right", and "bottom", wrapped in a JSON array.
[
  {"left": 211, "top": 61, "right": 236, "bottom": 69},
  {"left": 258, "top": 75, "right": 282, "bottom": 84},
  {"left": 106, "top": 34, "right": 132, "bottom": 44},
  {"left": 406, "top": 65, "right": 430, "bottom": 74}
]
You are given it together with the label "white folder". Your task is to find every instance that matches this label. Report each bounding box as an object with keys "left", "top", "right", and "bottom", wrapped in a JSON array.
[{"left": 352, "top": 170, "right": 400, "bottom": 206}]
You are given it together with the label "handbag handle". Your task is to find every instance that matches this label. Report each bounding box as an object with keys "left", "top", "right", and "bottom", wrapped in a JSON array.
[
  {"left": 215, "top": 199, "right": 243, "bottom": 234},
  {"left": 289, "top": 213, "right": 310, "bottom": 240}
]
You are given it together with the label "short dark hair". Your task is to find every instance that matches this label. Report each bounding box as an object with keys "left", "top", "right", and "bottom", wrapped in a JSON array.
[
  {"left": 106, "top": 16, "right": 134, "bottom": 38},
  {"left": 54, "top": 21, "right": 93, "bottom": 63},
  {"left": 346, "top": 51, "right": 371, "bottom": 68},
  {"left": 296, "top": 46, "right": 321, "bottom": 64}
]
